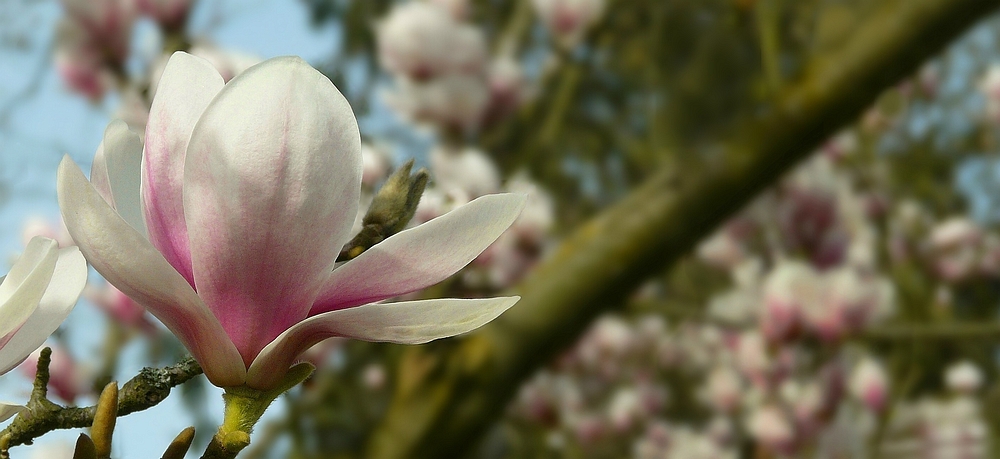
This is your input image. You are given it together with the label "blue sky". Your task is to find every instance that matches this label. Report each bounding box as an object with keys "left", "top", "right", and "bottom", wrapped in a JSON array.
[{"left": 0, "top": 0, "right": 341, "bottom": 456}]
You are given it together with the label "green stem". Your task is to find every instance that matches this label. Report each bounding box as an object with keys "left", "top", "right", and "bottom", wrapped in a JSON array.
[{"left": 200, "top": 363, "right": 314, "bottom": 459}]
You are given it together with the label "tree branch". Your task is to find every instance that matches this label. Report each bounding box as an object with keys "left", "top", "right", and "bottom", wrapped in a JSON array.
[
  {"left": 865, "top": 321, "right": 1000, "bottom": 341},
  {"left": 364, "top": 1, "right": 1000, "bottom": 457},
  {"left": 0, "top": 355, "right": 202, "bottom": 448}
]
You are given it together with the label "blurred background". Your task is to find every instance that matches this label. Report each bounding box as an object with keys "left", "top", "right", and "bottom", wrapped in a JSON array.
[{"left": 4, "top": 0, "right": 1000, "bottom": 458}]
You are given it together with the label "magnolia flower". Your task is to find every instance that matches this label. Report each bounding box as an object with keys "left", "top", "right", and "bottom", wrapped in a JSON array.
[
  {"left": 745, "top": 404, "right": 795, "bottom": 453},
  {"left": 945, "top": 361, "right": 983, "bottom": 394},
  {"left": 57, "top": 52, "right": 525, "bottom": 390},
  {"left": 929, "top": 218, "right": 982, "bottom": 282},
  {"left": 360, "top": 144, "right": 391, "bottom": 188},
  {"left": 429, "top": 145, "right": 501, "bottom": 199},
  {"left": 849, "top": 358, "right": 889, "bottom": 412},
  {"left": 761, "top": 261, "right": 818, "bottom": 343},
  {"left": 703, "top": 366, "right": 743, "bottom": 413},
  {"left": 376, "top": 2, "right": 487, "bottom": 80},
  {"left": 383, "top": 74, "right": 492, "bottom": 131},
  {"left": 0, "top": 237, "right": 87, "bottom": 421},
  {"left": 54, "top": 20, "right": 118, "bottom": 100},
  {"left": 531, "top": 0, "right": 605, "bottom": 47},
  {"left": 59, "top": 0, "right": 135, "bottom": 66}
]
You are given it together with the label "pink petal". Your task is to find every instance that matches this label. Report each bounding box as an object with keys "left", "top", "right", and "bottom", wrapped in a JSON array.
[
  {"left": 0, "top": 247, "right": 87, "bottom": 375},
  {"left": 58, "top": 156, "right": 246, "bottom": 387},
  {"left": 142, "top": 52, "right": 225, "bottom": 285},
  {"left": 184, "top": 56, "right": 362, "bottom": 365},
  {"left": 247, "top": 296, "right": 519, "bottom": 389},
  {"left": 0, "top": 237, "right": 58, "bottom": 340},
  {"left": 311, "top": 193, "right": 525, "bottom": 314}
]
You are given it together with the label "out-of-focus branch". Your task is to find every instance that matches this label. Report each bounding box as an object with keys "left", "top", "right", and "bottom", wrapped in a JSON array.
[
  {"left": 0, "top": 352, "right": 202, "bottom": 449},
  {"left": 365, "top": 1, "right": 1000, "bottom": 457},
  {"left": 865, "top": 321, "right": 1000, "bottom": 341}
]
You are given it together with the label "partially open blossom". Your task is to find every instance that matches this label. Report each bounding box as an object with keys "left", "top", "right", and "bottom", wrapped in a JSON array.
[
  {"left": 429, "top": 145, "right": 501, "bottom": 199},
  {"left": 383, "top": 74, "right": 492, "bottom": 131},
  {"left": 928, "top": 217, "right": 982, "bottom": 282},
  {"left": 849, "top": 358, "right": 889, "bottom": 412},
  {"left": 945, "top": 361, "right": 983, "bottom": 394},
  {"left": 54, "top": 21, "right": 117, "bottom": 100},
  {"left": 361, "top": 144, "right": 392, "bottom": 188},
  {"left": 531, "top": 0, "right": 605, "bottom": 47},
  {"left": 376, "top": 2, "right": 487, "bottom": 80},
  {"left": 58, "top": 52, "right": 525, "bottom": 390},
  {"left": 703, "top": 365, "right": 743, "bottom": 413},
  {"left": 696, "top": 229, "right": 746, "bottom": 271},
  {"left": 59, "top": 0, "right": 135, "bottom": 64},
  {"left": 55, "top": 0, "right": 135, "bottom": 99},
  {"left": 761, "top": 261, "right": 818, "bottom": 343},
  {"left": 745, "top": 404, "right": 795, "bottom": 453},
  {"left": 0, "top": 237, "right": 88, "bottom": 421},
  {"left": 483, "top": 57, "right": 532, "bottom": 125}
]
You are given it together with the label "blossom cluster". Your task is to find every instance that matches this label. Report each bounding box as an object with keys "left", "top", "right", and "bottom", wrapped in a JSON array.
[
  {"left": 376, "top": 0, "right": 531, "bottom": 133},
  {"left": 503, "top": 123, "right": 995, "bottom": 457}
]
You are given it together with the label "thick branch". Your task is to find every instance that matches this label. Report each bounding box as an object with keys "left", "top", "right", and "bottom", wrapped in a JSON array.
[
  {"left": 865, "top": 322, "right": 1000, "bottom": 341},
  {"left": 0, "top": 357, "right": 202, "bottom": 448},
  {"left": 365, "top": 1, "right": 1000, "bottom": 457}
]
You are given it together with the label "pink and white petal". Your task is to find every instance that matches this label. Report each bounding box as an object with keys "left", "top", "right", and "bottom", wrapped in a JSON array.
[
  {"left": 142, "top": 52, "right": 225, "bottom": 285},
  {"left": 311, "top": 193, "right": 525, "bottom": 314},
  {"left": 0, "top": 247, "right": 87, "bottom": 375},
  {"left": 0, "top": 237, "right": 58, "bottom": 340},
  {"left": 102, "top": 120, "right": 147, "bottom": 237},
  {"left": 184, "top": 56, "right": 362, "bottom": 364},
  {"left": 247, "top": 296, "right": 519, "bottom": 389},
  {"left": 57, "top": 156, "right": 246, "bottom": 387},
  {"left": 0, "top": 403, "right": 24, "bottom": 422},
  {"left": 90, "top": 141, "right": 115, "bottom": 208}
]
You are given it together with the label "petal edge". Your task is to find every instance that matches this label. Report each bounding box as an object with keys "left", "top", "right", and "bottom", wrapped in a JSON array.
[{"left": 247, "top": 296, "right": 519, "bottom": 389}]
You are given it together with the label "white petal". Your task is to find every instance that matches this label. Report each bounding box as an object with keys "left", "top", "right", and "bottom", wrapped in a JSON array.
[
  {"left": 0, "top": 403, "right": 24, "bottom": 422},
  {"left": 311, "top": 193, "right": 526, "bottom": 314},
  {"left": 246, "top": 296, "right": 519, "bottom": 389},
  {"left": 184, "top": 56, "right": 362, "bottom": 363},
  {"left": 102, "top": 120, "right": 147, "bottom": 237},
  {"left": 90, "top": 141, "right": 115, "bottom": 207},
  {"left": 57, "top": 156, "right": 246, "bottom": 387},
  {"left": 0, "top": 247, "right": 87, "bottom": 375},
  {"left": 142, "top": 52, "right": 225, "bottom": 285},
  {"left": 0, "top": 237, "right": 58, "bottom": 340}
]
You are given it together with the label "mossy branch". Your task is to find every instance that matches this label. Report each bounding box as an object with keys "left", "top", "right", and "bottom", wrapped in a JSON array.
[
  {"left": 0, "top": 351, "right": 202, "bottom": 449},
  {"left": 365, "top": 1, "right": 1000, "bottom": 457}
]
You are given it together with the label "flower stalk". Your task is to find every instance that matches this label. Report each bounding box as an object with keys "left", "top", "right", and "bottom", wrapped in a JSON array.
[{"left": 202, "top": 363, "right": 314, "bottom": 459}]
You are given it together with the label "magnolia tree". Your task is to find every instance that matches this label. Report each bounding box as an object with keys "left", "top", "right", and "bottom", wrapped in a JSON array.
[{"left": 2, "top": 0, "right": 1000, "bottom": 458}]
